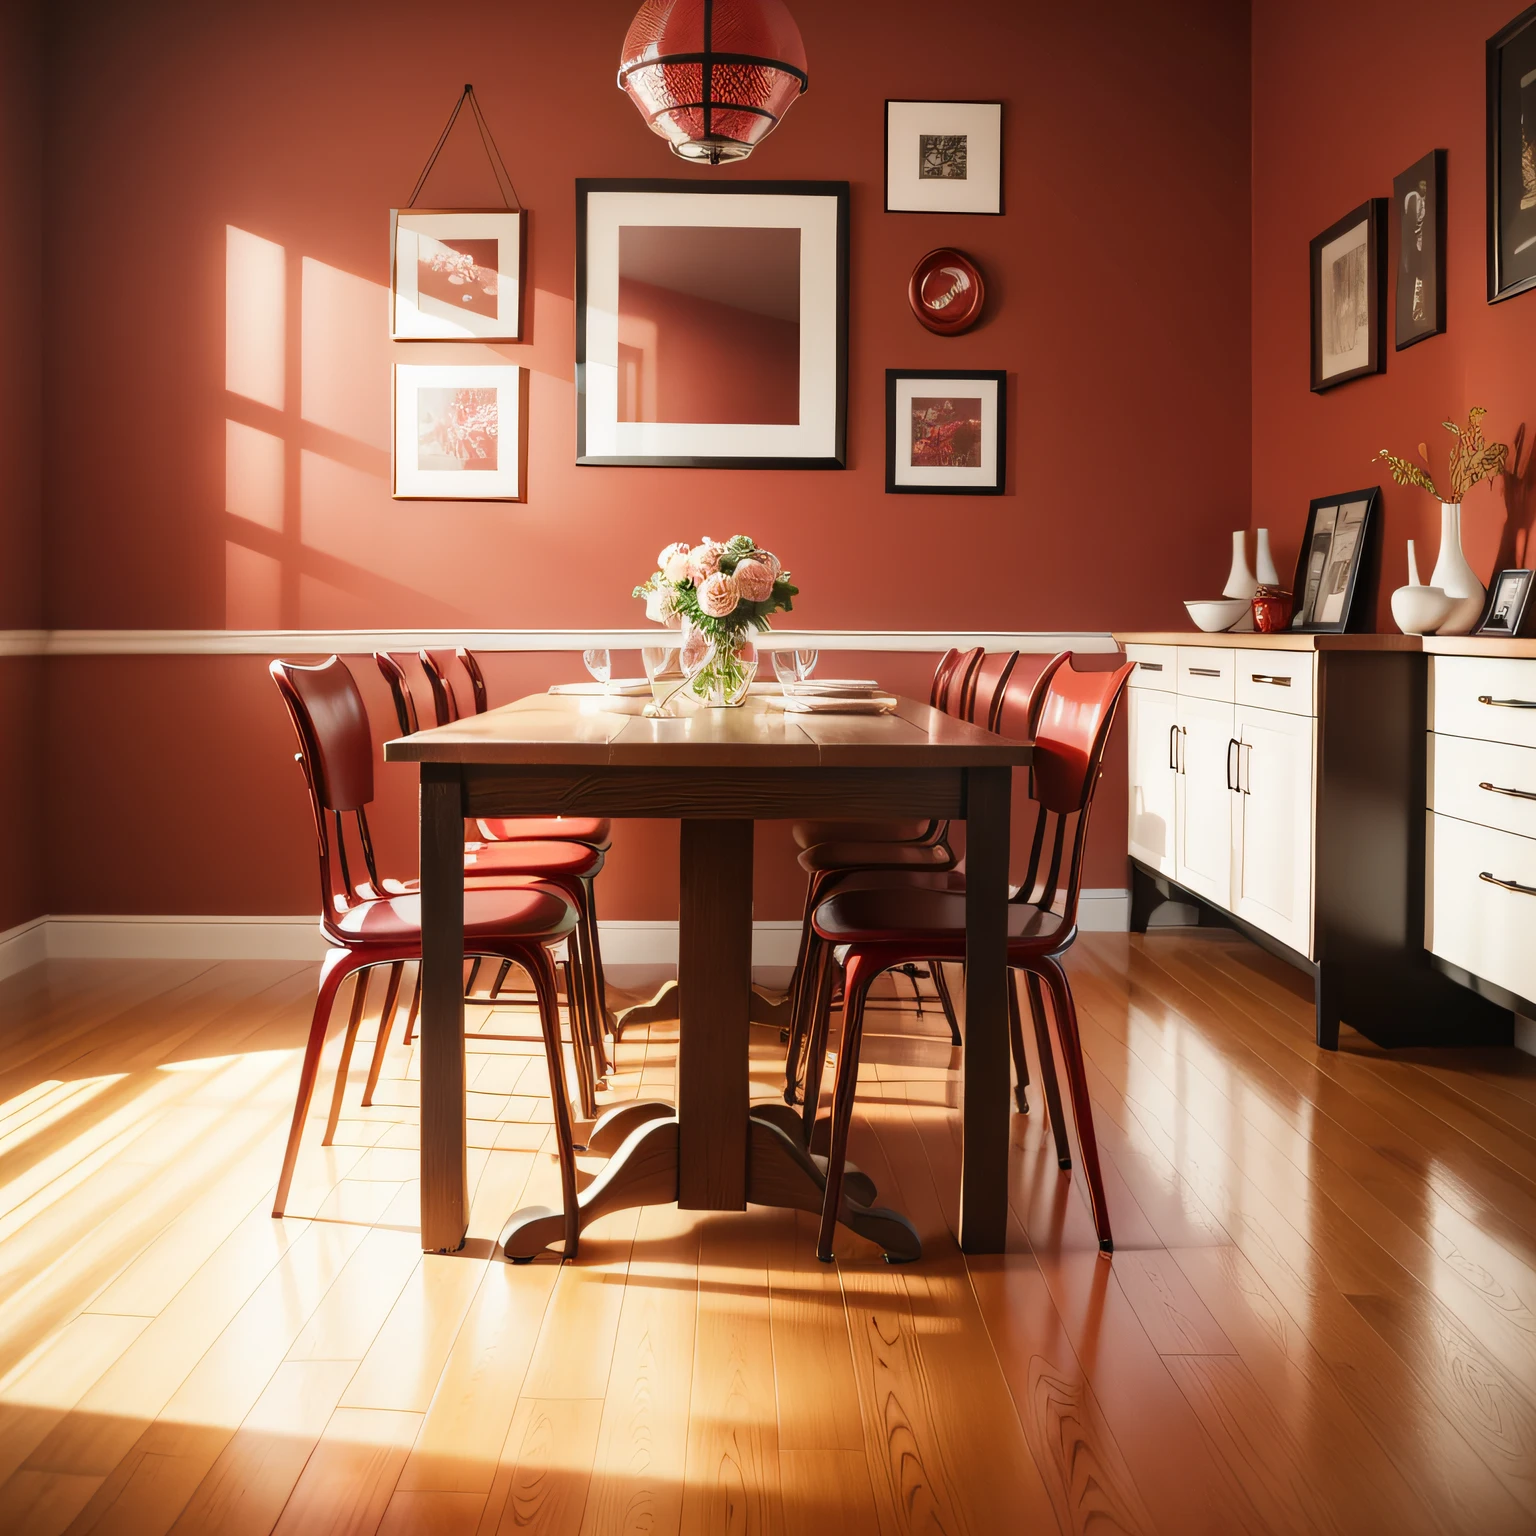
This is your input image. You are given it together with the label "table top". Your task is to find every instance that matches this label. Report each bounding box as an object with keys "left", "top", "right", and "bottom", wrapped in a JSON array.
[
  {"left": 1421, "top": 635, "right": 1536, "bottom": 659},
  {"left": 384, "top": 691, "right": 1031, "bottom": 769},
  {"left": 1115, "top": 631, "right": 1424, "bottom": 652}
]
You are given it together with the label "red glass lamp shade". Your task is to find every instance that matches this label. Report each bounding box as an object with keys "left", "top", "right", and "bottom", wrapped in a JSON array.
[{"left": 618, "top": 0, "right": 809, "bottom": 165}]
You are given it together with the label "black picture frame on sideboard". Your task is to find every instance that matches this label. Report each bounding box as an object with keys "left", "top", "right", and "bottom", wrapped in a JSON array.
[
  {"left": 1289, "top": 487, "right": 1381, "bottom": 632},
  {"left": 1487, "top": 3, "right": 1536, "bottom": 304}
]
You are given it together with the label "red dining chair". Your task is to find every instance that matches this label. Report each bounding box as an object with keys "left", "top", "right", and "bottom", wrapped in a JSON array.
[
  {"left": 269, "top": 657, "right": 583, "bottom": 1251},
  {"left": 781, "top": 649, "right": 1019, "bottom": 1103},
  {"left": 374, "top": 652, "right": 612, "bottom": 1111},
  {"left": 805, "top": 655, "right": 1135, "bottom": 1261}
]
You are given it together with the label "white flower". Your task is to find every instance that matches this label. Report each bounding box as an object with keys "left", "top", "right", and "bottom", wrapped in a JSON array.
[{"left": 645, "top": 584, "right": 683, "bottom": 628}]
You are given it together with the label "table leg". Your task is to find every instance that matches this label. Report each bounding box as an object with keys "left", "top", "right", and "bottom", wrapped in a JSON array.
[
  {"left": 678, "top": 818, "right": 753, "bottom": 1210},
  {"left": 420, "top": 763, "right": 468, "bottom": 1253},
  {"left": 961, "top": 765, "right": 1011, "bottom": 1252}
]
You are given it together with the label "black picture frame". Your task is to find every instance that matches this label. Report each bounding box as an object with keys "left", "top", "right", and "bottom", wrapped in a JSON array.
[
  {"left": 574, "top": 179, "right": 849, "bottom": 469},
  {"left": 1310, "top": 200, "right": 1387, "bottom": 392},
  {"left": 1288, "top": 487, "right": 1381, "bottom": 633},
  {"left": 1394, "top": 150, "right": 1447, "bottom": 348},
  {"left": 885, "top": 369, "right": 1007, "bottom": 495},
  {"left": 1487, "top": 4, "right": 1536, "bottom": 304},
  {"left": 1476, "top": 568, "right": 1535, "bottom": 635}
]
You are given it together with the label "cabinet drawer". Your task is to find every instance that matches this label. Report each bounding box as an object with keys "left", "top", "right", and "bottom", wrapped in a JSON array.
[
  {"left": 1176, "top": 647, "right": 1235, "bottom": 702},
  {"left": 1428, "top": 732, "right": 1536, "bottom": 841},
  {"left": 1235, "top": 651, "right": 1317, "bottom": 717},
  {"left": 1426, "top": 812, "right": 1536, "bottom": 1007},
  {"left": 1126, "top": 644, "right": 1177, "bottom": 691},
  {"left": 1430, "top": 656, "right": 1536, "bottom": 748}
]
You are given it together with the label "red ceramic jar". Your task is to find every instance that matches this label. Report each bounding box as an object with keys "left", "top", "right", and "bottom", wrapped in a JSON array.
[{"left": 1251, "top": 585, "right": 1294, "bottom": 633}]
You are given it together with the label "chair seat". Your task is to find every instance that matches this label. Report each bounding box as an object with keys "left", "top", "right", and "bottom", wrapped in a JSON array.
[
  {"left": 335, "top": 887, "right": 577, "bottom": 943},
  {"left": 476, "top": 816, "right": 612, "bottom": 849},
  {"left": 812, "top": 887, "right": 1068, "bottom": 953},
  {"left": 791, "top": 818, "right": 928, "bottom": 850},
  {"left": 797, "top": 840, "right": 954, "bottom": 876},
  {"left": 462, "top": 839, "right": 603, "bottom": 879}
]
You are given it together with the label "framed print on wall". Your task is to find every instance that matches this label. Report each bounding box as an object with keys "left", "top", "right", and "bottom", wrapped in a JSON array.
[
  {"left": 886, "top": 369, "right": 1006, "bottom": 495},
  {"left": 393, "top": 364, "right": 527, "bottom": 501},
  {"left": 391, "top": 210, "right": 524, "bottom": 340},
  {"left": 885, "top": 101, "right": 1003, "bottom": 215},
  {"left": 576, "top": 180, "right": 848, "bottom": 469},
  {"left": 1310, "top": 199, "right": 1386, "bottom": 391},
  {"left": 1487, "top": 4, "right": 1536, "bottom": 303},
  {"left": 1394, "top": 149, "right": 1447, "bottom": 348},
  {"left": 1289, "top": 487, "right": 1380, "bottom": 632}
]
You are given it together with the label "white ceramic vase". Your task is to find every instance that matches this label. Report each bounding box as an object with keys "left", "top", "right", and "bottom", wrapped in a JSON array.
[
  {"left": 1390, "top": 538, "right": 1455, "bottom": 635},
  {"left": 1254, "top": 528, "right": 1280, "bottom": 587},
  {"left": 1223, "top": 529, "right": 1257, "bottom": 631},
  {"left": 1430, "top": 501, "right": 1486, "bottom": 635}
]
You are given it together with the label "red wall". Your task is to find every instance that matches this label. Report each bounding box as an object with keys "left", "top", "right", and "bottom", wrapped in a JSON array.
[
  {"left": 29, "top": 0, "right": 1249, "bottom": 921},
  {"left": 1, "top": 0, "right": 44, "bottom": 932},
  {"left": 1252, "top": 0, "right": 1536, "bottom": 607}
]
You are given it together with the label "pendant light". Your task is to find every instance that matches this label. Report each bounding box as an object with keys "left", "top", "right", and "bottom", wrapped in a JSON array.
[{"left": 618, "top": 0, "right": 809, "bottom": 166}]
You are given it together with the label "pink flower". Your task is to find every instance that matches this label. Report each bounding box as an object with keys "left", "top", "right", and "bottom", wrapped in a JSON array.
[
  {"left": 688, "top": 542, "right": 723, "bottom": 584},
  {"left": 658, "top": 542, "right": 691, "bottom": 582},
  {"left": 759, "top": 549, "right": 782, "bottom": 581},
  {"left": 696, "top": 571, "right": 740, "bottom": 617},
  {"left": 733, "top": 558, "right": 773, "bottom": 602}
]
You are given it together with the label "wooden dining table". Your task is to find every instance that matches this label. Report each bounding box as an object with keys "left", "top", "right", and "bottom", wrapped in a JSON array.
[{"left": 384, "top": 688, "right": 1031, "bottom": 1261}]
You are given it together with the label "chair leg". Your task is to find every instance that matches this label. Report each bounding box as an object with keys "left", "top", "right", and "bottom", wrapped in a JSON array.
[
  {"left": 784, "top": 875, "right": 831, "bottom": 1103},
  {"left": 1026, "top": 968, "right": 1071, "bottom": 1169},
  {"left": 489, "top": 958, "right": 514, "bottom": 999},
  {"left": 562, "top": 939, "right": 598, "bottom": 1122},
  {"left": 1038, "top": 955, "right": 1113, "bottom": 1253},
  {"left": 529, "top": 944, "right": 582, "bottom": 1259},
  {"left": 817, "top": 951, "right": 874, "bottom": 1263},
  {"left": 361, "top": 962, "right": 404, "bottom": 1109},
  {"left": 799, "top": 939, "right": 839, "bottom": 1145},
  {"left": 1006, "top": 969, "right": 1030, "bottom": 1113},
  {"left": 323, "top": 967, "right": 371, "bottom": 1146},
  {"left": 272, "top": 951, "right": 354, "bottom": 1218},
  {"left": 583, "top": 875, "right": 615, "bottom": 1035},
  {"left": 465, "top": 958, "right": 483, "bottom": 998},
  {"left": 402, "top": 968, "right": 421, "bottom": 1045},
  {"left": 932, "top": 962, "right": 962, "bottom": 1047},
  {"left": 577, "top": 879, "right": 612, "bottom": 1079}
]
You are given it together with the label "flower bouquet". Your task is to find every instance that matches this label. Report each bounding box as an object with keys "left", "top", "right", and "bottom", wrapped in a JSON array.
[{"left": 633, "top": 535, "right": 799, "bottom": 707}]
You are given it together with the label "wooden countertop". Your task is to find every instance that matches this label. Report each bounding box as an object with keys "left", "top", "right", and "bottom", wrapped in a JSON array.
[
  {"left": 1114, "top": 631, "right": 1423, "bottom": 652},
  {"left": 1421, "top": 636, "right": 1536, "bottom": 659}
]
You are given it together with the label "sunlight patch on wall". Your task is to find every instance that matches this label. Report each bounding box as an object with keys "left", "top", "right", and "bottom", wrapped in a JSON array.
[
  {"left": 225, "top": 420, "right": 285, "bottom": 531},
  {"left": 301, "top": 257, "right": 390, "bottom": 450},
  {"left": 225, "top": 543, "right": 282, "bottom": 628},
  {"left": 226, "top": 227, "right": 286, "bottom": 410}
]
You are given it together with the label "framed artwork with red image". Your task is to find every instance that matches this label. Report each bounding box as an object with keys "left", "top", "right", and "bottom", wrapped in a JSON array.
[
  {"left": 886, "top": 369, "right": 1006, "bottom": 495},
  {"left": 391, "top": 209, "right": 524, "bottom": 341}
]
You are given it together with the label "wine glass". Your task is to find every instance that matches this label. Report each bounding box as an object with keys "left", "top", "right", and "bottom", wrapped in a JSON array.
[
  {"left": 582, "top": 647, "right": 612, "bottom": 689},
  {"left": 771, "top": 650, "right": 798, "bottom": 687},
  {"left": 794, "top": 648, "right": 819, "bottom": 682},
  {"left": 642, "top": 642, "right": 685, "bottom": 716}
]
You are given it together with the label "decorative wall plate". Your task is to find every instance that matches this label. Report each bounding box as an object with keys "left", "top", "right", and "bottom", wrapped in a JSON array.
[{"left": 908, "top": 248, "right": 985, "bottom": 334}]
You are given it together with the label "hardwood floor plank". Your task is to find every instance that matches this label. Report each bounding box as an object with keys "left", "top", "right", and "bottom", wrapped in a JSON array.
[
  {"left": 777, "top": 1450, "right": 879, "bottom": 1536},
  {"left": 379, "top": 1490, "right": 488, "bottom": 1535},
  {"left": 482, "top": 1398, "right": 602, "bottom": 1536},
  {"left": 270, "top": 1406, "right": 421, "bottom": 1536}
]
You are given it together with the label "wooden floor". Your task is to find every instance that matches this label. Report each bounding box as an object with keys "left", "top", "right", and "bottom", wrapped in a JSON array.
[{"left": 1, "top": 932, "right": 1536, "bottom": 1533}]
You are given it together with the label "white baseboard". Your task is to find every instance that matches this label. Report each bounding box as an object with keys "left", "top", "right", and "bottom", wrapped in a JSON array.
[{"left": 0, "top": 916, "right": 48, "bottom": 980}]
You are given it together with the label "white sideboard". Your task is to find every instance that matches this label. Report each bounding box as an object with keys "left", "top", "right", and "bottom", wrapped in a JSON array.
[{"left": 1116, "top": 632, "right": 1513, "bottom": 1051}]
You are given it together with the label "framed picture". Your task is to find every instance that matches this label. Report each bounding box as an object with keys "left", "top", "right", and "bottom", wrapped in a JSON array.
[
  {"left": 886, "top": 369, "right": 1006, "bottom": 495},
  {"left": 1289, "top": 488, "right": 1380, "bottom": 632},
  {"left": 1310, "top": 200, "right": 1387, "bottom": 391},
  {"left": 1477, "top": 568, "right": 1535, "bottom": 635},
  {"left": 885, "top": 100, "right": 1003, "bottom": 215},
  {"left": 391, "top": 210, "right": 524, "bottom": 341},
  {"left": 393, "top": 364, "right": 527, "bottom": 501},
  {"left": 1487, "top": 5, "right": 1536, "bottom": 303},
  {"left": 1394, "top": 149, "right": 1447, "bottom": 348},
  {"left": 575, "top": 179, "right": 848, "bottom": 469}
]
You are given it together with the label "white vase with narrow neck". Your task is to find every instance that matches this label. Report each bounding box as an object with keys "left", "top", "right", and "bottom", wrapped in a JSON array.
[
  {"left": 1222, "top": 528, "right": 1257, "bottom": 630},
  {"left": 1430, "top": 501, "right": 1485, "bottom": 635},
  {"left": 1254, "top": 527, "right": 1280, "bottom": 586}
]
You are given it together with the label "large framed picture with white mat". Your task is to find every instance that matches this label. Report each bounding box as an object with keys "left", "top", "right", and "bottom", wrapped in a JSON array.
[{"left": 575, "top": 180, "right": 848, "bottom": 469}]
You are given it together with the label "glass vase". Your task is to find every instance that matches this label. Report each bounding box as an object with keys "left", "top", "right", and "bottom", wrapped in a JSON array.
[{"left": 681, "top": 623, "right": 760, "bottom": 707}]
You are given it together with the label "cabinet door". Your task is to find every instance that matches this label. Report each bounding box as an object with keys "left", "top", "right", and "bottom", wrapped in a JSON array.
[
  {"left": 1127, "top": 686, "right": 1178, "bottom": 877},
  {"left": 1175, "top": 694, "right": 1235, "bottom": 909},
  {"left": 1232, "top": 704, "right": 1315, "bottom": 958}
]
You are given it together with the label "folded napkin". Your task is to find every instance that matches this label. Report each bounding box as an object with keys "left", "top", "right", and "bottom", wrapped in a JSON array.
[
  {"left": 768, "top": 693, "right": 899, "bottom": 715},
  {"left": 781, "top": 678, "right": 882, "bottom": 697},
  {"left": 548, "top": 679, "right": 651, "bottom": 697}
]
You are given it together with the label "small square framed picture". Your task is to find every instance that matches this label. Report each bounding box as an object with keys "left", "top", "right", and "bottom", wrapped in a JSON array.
[
  {"left": 1477, "top": 568, "right": 1534, "bottom": 635},
  {"left": 391, "top": 209, "right": 524, "bottom": 341},
  {"left": 886, "top": 369, "right": 1006, "bottom": 495},
  {"left": 393, "top": 364, "right": 527, "bottom": 501},
  {"left": 1310, "top": 199, "right": 1386, "bottom": 391},
  {"left": 885, "top": 101, "right": 1003, "bottom": 215}
]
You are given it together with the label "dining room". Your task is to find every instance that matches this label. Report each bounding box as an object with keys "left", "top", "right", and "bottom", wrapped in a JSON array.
[{"left": 4, "top": 1, "right": 1536, "bottom": 1532}]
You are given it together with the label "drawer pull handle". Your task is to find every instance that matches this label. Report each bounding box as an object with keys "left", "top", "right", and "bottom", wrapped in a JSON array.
[
  {"left": 1478, "top": 695, "right": 1536, "bottom": 709},
  {"left": 1250, "top": 673, "right": 1292, "bottom": 687},
  {"left": 1479, "top": 871, "right": 1536, "bottom": 897},
  {"left": 1188, "top": 667, "right": 1223, "bottom": 678},
  {"left": 1479, "top": 781, "right": 1536, "bottom": 802},
  {"left": 1226, "top": 737, "right": 1239, "bottom": 792},
  {"left": 1139, "top": 662, "right": 1164, "bottom": 672}
]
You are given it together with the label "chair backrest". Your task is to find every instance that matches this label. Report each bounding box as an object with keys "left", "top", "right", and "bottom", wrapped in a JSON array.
[
  {"left": 1012, "top": 656, "right": 1135, "bottom": 932},
  {"left": 374, "top": 652, "right": 420, "bottom": 736},
  {"left": 271, "top": 656, "right": 383, "bottom": 932},
  {"left": 929, "top": 648, "right": 960, "bottom": 708},
  {"left": 456, "top": 649, "right": 491, "bottom": 714},
  {"left": 940, "top": 647, "right": 984, "bottom": 718},
  {"left": 418, "top": 650, "right": 462, "bottom": 727},
  {"left": 967, "top": 651, "right": 1019, "bottom": 730},
  {"left": 993, "top": 652, "right": 1070, "bottom": 744}
]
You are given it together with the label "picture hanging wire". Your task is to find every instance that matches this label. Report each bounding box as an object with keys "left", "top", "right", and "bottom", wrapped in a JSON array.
[{"left": 406, "top": 84, "right": 522, "bottom": 210}]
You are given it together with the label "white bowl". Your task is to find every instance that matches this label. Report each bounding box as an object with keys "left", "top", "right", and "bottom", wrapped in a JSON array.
[{"left": 1184, "top": 598, "right": 1250, "bottom": 632}]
